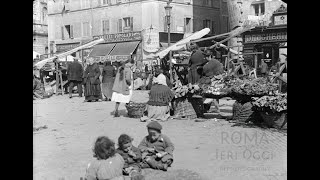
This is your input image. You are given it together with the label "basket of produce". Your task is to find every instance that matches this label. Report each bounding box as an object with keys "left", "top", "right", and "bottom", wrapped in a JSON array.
[
  {"left": 173, "top": 97, "right": 198, "bottom": 119},
  {"left": 125, "top": 101, "right": 147, "bottom": 118},
  {"left": 232, "top": 101, "right": 258, "bottom": 123},
  {"left": 229, "top": 77, "right": 279, "bottom": 103},
  {"left": 252, "top": 93, "right": 287, "bottom": 129},
  {"left": 172, "top": 82, "right": 204, "bottom": 119}
]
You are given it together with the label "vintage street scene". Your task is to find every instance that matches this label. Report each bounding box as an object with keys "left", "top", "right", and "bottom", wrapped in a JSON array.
[{"left": 33, "top": 0, "right": 287, "bottom": 180}]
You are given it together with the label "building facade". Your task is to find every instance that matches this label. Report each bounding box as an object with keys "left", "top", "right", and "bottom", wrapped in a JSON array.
[
  {"left": 47, "top": 0, "right": 229, "bottom": 58},
  {"left": 33, "top": 0, "right": 48, "bottom": 55},
  {"left": 226, "top": 0, "right": 286, "bottom": 52}
]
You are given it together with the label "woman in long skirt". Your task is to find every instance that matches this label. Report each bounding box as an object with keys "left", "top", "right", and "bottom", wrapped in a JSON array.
[
  {"left": 83, "top": 57, "right": 102, "bottom": 102},
  {"left": 111, "top": 58, "right": 134, "bottom": 117},
  {"left": 102, "top": 61, "right": 116, "bottom": 101}
]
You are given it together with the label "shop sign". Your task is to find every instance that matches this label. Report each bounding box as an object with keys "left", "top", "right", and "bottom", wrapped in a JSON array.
[
  {"left": 142, "top": 28, "right": 160, "bottom": 53},
  {"left": 105, "top": 55, "right": 130, "bottom": 61},
  {"left": 93, "top": 31, "right": 142, "bottom": 43},
  {"left": 56, "top": 43, "right": 80, "bottom": 52},
  {"left": 244, "top": 32, "right": 287, "bottom": 44},
  {"left": 274, "top": 15, "right": 287, "bottom": 26}
]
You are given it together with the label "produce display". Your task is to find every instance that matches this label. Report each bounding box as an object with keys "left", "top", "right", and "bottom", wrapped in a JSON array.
[
  {"left": 252, "top": 93, "right": 287, "bottom": 113},
  {"left": 229, "top": 77, "right": 279, "bottom": 97},
  {"left": 172, "top": 80, "right": 201, "bottom": 98}
]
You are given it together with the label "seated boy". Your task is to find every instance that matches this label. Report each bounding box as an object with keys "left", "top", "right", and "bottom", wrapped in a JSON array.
[
  {"left": 138, "top": 121, "right": 174, "bottom": 171},
  {"left": 116, "top": 134, "right": 144, "bottom": 180}
]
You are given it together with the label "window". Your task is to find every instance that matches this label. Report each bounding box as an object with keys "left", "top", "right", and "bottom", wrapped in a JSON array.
[
  {"left": 211, "top": 21, "right": 216, "bottom": 34},
  {"left": 118, "top": 19, "right": 122, "bottom": 33},
  {"left": 65, "top": 25, "right": 74, "bottom": 39},
  {"left": 203, "top": 0, "right": 209, "bottom": 6},
  {"left": 82, "top": 0, "right": 90, "bottom": 9},
  {"left": 252, "top": 2, "right": 265, "bottom": 16},
  {"left": 203, "top": 19, "right": 211, "bottom": 29},
  {"left": 184, "top": 18, "right": 192, "bottom": 33},
  {"left": 82, "top": 22, "right": 90, "bottom": 37},
  {"left": 123, "top": 17, "right": 133, "bottom": 32},
  {"left": 102, "top": 0, "right": 111, "bottom": 5},
  {"left": 102, "top": 20, "right": 110, "bottom": 34},
  {"left": 116, "top": 0, "right": 122, "bottom": 4},
  {"left": 42, "top": 7, "right": 47, "bottom": 24}
]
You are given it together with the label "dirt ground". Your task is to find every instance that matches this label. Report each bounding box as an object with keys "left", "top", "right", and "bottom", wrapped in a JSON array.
[{"left": 33, "top": 91, "right": 287, "bottom": 180}]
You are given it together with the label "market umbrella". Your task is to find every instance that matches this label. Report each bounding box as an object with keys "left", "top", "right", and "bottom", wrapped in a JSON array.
[
  {"left": 155, "top": 28, "right": 210, "bottom": 59},
  {"left": 33, "top": 51, "right": 41, "bottom": 59},
  {"left": 34, "top": 38, "right": 104, "bottom": 70}
]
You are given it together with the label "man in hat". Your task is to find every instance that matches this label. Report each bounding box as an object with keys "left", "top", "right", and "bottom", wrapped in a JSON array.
[
  {"left": 138, "top": 121, "right": 174, "bottom": 171},
  {"left": 67, "top": 57, "right": 83, "bottom": 98}
]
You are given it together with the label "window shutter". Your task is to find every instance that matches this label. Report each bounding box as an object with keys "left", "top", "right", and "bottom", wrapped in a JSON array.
[
  {"left": 70, "top": 25, "right": 73, "bottom": 38},
  {"left": 164, "top": 16, "right": 167, "bottom": 32},
  {"left": 61, "top": 26, "right": 65, "bottom": 40},
  {"left": 211, "top": 21, "right": 215, "bottom": 34},
  {"left": 184, "top": 18, "right": 186, "bottom": 33},
  {"left": 118, "top": 19, "right": 122, "bottom": 32},
  {"left": 97, "top": 0, "right": 101, "bottom": 6},
  {"left": 106, "top": 20, "right": 110, "bottom": 34},
  {"left": 130, "top": 17, "right": 133, "bottom": 31},
  {"left": 203, "top": 20, "right": 206, "bottom": 29}
]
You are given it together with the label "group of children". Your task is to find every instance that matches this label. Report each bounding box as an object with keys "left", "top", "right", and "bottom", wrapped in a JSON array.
[{"left": 85, "top": 121, "right": 174, "bottom": 180}]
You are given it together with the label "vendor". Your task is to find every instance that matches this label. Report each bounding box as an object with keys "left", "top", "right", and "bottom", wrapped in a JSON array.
[
  {"left": 140, "top": 73, "right": 174, "bottom": 122},
  {"left": 187, "top": 43, "right": 208, "bottom": 84},
  {"left": 201, "top": 50, "right": 225, "bottom": 114}
]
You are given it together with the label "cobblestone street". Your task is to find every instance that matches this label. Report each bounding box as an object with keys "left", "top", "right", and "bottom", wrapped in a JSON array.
[{"left": 33, "top": 92, "right": 287, "bottom": 180}]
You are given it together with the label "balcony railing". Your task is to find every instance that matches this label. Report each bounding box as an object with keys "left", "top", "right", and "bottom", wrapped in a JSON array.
[{"left": 33, "top": 23, "right": 48, "bottom": 36}]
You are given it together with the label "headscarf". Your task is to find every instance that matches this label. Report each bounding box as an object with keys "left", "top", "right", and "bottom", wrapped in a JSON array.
[{"left": 155, "top": 73, "right": 167, "bottom": 86}]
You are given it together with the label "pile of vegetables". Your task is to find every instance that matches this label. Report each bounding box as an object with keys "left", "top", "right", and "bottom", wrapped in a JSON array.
[
  {"left": 252, "top": 93, "right": 287, "bottom": 113},
  {"left": 229, "top": 77, "right": 278, "bottom": 97},
  {"left": 172, "top": 81, "right": 201, "bottom": 98}
]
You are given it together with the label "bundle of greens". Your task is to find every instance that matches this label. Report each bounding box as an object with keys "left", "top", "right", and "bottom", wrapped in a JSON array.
[
  {"left": 172, "top": 81, "right": 201, "bottom": 98},
  {"left": 230, "top": 77, "right": 278, "bottom": 96},
  {"left": 252, "top": 93, "right": 287, "bottom": 113}
]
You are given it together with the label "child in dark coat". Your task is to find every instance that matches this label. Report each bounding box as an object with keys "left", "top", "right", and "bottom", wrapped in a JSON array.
[
  {"left": 138, "top": 121, "right": 174, "bottom": 171},
  {"left": 116, "top": 134, "right": 144, "bottom": 180}
]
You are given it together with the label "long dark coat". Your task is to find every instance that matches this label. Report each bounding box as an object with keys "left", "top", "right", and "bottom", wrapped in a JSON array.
[{"left": 67, "top": 61, "right": 83, "bottom": 81}]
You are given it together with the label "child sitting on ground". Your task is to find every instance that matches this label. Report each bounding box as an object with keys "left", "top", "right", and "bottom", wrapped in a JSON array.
[
  {"left": 116, "top": 134, "right": 145, "bottom": 180},
  {"left": 138, "top": 121, "right": 174, "bottom": 171},
  {"left": 85, "top": 136, "right": 125, "bottom": 180}
]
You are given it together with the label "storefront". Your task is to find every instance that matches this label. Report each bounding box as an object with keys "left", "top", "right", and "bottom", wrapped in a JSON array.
[
  {"left": 242, "top": 4, "right": 287, "bottom": 74},
  {"left": 90, "top": 31, "right": 142, "bottom": 63}
]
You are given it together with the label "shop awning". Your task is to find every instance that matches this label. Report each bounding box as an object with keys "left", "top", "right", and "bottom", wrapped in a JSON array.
[
  {"left": 107, "top": 41, "right": 140, "bottom": 61},
  {"left": 89, "top": 43, "right": 116, "bottom": 57}
]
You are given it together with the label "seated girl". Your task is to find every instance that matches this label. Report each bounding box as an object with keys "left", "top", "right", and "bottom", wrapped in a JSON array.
[
  {"left": 116, "top": 134, "right": 145, "bottom": 180},
  {"left": 85, "top": 136, "right": 125, "bottom": 180}
]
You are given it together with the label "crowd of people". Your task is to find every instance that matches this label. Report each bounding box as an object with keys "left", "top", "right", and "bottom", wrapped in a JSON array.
[{"left": 85, "top": 121, "right": 174, "bottom": 180}]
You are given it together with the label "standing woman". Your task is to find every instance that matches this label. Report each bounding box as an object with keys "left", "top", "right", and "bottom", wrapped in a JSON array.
[
  {"left": 102, "top": 61, "right": 116, "bottom": 101},
  {"left": 83, "top": 57, "right": 102, "bottom": 102},
  {"left": 111, "top": 58, "right": 134, "bottom": 117},
  {"left": 187, "top": 43, "right": 208, "bottom": 84}
]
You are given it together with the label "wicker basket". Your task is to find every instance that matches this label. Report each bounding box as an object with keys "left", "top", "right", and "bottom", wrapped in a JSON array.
[
  {"left": 232, "top": 101, "right": 255, "bottom": 123},
  {"left": 173, "top": 97, "right": 203, "bottom": 119},
  {"left": 125, "top": 102, "right": 147, "bottom": 118},
  {"left": 260, "top": 111, "right": 287, "bottom": 129}
]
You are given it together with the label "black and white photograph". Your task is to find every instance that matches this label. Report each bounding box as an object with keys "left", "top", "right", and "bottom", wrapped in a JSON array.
[{"left": 33, "top": 0, "right": 287, "bottom": 179}]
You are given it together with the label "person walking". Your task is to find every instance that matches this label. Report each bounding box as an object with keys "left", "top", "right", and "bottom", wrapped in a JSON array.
[
  {"left": 111, "top": 58, "right": 134, "bottom": 117},
  {"left": 67, "top": 57, "right": 83, "bottom": 98},
  {"left": 83, "top": 57, "right": 102, "bottom": 102},
  {"left": 101, "top": 61, "right": 116, "bottom": 101}
]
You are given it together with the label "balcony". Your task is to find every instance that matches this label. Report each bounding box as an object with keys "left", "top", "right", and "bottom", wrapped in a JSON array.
[{"left": 33, "top": 23, "right": 48, "bottom": 36}]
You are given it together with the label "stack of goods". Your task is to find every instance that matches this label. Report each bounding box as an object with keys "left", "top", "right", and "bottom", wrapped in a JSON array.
[
  {"left": 252, "top": 92, "right": 287, "bottom": 129},
  {"left": 229, "top": 77, "right": 279, "bottom": 103},
  {"left": 199, "top": 73, "right": 231, "bottom": 98},
  {"left": 227, "top": 77, "right": 279, "bottom": 123},
  {"left": 172, "top": 81, "right": 204, "bottom": 119}
]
